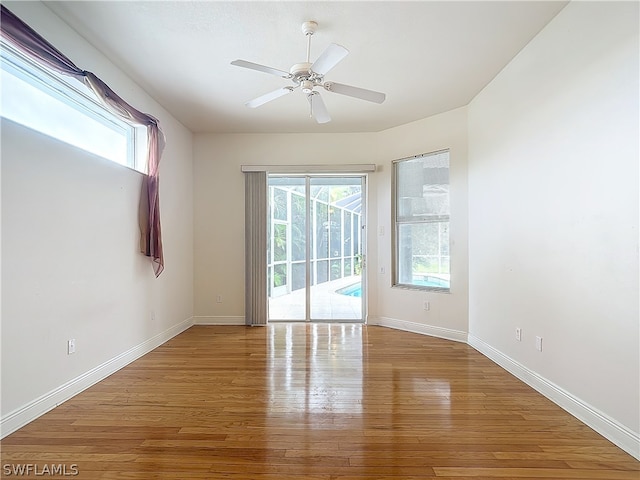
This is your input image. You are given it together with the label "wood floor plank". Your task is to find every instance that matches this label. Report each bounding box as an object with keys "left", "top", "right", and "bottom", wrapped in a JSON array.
[
  {"left": 1, "top": 324, "right": 637, "bottom": 479},
  {"left": 433, "top": 467, "right": 639, "bottom": 478}
]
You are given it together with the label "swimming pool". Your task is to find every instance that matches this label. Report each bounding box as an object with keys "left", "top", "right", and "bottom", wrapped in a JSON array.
[
  {"left": 336, "top": 283, "right": 363, "bottom": 297},
  {"left": 336, "top": 276, "right": 450, "bottom": 297}
]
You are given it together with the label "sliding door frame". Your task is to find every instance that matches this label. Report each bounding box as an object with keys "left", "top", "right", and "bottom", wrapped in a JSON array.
[{"left": 243, "top": 164, "right": 374, "bottom": 325}]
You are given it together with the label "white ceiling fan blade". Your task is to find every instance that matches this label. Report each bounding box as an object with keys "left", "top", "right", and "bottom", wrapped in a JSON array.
[
  {"left": 307, "top": 93, "right": 331, "bottom": 124},
  {"left": 324, "top": 82, "right": 386, "bottom": 104},
  {"left": 245, "top": 87, "right": 293, "bottom": 108},
  {"left": 310, "top": 43, "right": 349, "bottom": 76},
  {"left": 231, "top": 59, "right": 291, "bottom": 78}
]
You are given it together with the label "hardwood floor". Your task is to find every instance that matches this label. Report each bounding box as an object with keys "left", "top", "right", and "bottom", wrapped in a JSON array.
[{"left": 1, "top": 324, "right": 638, "bottom": 479}]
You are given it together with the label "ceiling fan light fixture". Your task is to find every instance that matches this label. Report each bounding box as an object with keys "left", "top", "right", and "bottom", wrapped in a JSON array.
[{"left": 301, "top": 80, "right": 314, "bottom": 94}]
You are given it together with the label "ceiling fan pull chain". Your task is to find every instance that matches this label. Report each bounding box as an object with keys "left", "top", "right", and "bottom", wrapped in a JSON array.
[{"left": 309, "top": 94, "right": 313, "bottom": 118}]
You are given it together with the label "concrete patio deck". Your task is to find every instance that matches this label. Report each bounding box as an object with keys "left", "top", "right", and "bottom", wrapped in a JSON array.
[{"left": 268, "top": 275, "right": 363, "bottom": 321}]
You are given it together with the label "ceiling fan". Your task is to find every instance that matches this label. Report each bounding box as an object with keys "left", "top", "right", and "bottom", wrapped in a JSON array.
[{"left": 231, "top": 21, "right": 386, "bottom": 124}]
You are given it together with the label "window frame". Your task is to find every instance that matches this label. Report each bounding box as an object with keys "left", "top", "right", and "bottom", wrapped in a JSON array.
[
  {"left": 392, "top": 149, "right": 451, "bottom": 293},
  {"left": 0, "top": 40, "right": 146, "bottom": 173}
]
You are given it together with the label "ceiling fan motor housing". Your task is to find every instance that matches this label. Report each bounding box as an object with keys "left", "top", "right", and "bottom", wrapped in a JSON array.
[
  {"left": 290, "top": 62, "right": 312, "bottom": 78},
  {"left": 289, "top": 62, "right": 323, "bottom": 92}
]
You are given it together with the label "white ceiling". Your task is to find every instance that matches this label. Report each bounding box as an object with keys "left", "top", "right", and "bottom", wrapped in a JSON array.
[{"left": 45, "top": 1, "right": 567, "bottom": 134}]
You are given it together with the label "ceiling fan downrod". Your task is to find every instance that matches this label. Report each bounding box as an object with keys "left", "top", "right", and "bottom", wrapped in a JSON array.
[{"left": 301, "top": 21, "right": 318, "bottom": 63}]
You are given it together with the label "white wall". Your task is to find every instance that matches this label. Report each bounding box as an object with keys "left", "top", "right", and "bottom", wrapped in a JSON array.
[
  {"left": 3, "top": 0, "right": 637, "bottom": 461},
  {"left": 1, "top": 2, "right": 194, "bottom": 434},
  {"left": 373, "top": 108, "right": 468, "bottom": 339},
  {"left": 468, "top": 0, "right": 639, "bottom": 451},
  {"left": 194, "top": 132, "right": 380, "bottom": 323},
  {"left": 193, "top": 108, "right": 468, "bottom": 338}
]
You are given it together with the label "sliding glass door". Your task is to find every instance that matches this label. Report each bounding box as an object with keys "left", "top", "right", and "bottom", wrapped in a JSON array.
[{"left": 267, "top": 175, "right": 365, "bottom": 322}]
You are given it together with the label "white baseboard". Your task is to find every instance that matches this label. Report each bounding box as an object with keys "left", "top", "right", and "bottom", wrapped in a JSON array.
[
  {"left": 468, "top": 334, "right": 640, "bottom": 461},
  {"left": 368, "top": 316, "right": 468, "bottom": 343},
  {"left": 4, "top": 314, "right": 638, "bottom": 461},
  {"left": 193, "top": 316, "right": 245, "bottom": 325},
  {"left": 366, "top": 318, "right": 639, "bottom": 460},
  {"left": 0, "top": 317, "right": 194, "bottom": 439}
]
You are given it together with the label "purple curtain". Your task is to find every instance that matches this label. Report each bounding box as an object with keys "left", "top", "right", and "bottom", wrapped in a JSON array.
[{"left": 1, "top": 5, "right": 165, "bottom": 276}]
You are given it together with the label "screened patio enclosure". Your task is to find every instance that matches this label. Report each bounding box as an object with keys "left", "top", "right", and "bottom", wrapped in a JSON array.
[{"left": 267, "top": 176, "right": 365, "bottom": 322}]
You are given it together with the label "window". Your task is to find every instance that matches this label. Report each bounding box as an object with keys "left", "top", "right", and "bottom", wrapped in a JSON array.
[
  {"left": 393, "top": 150, "right": 450, "bottom": 291},
  {"left": 0, "top": 41, "right": 146, "bottom": 172}
]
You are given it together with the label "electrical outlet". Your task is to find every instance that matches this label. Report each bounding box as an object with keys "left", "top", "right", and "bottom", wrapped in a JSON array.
[
  {"left": 67, "top": 339, "right": 76, "bottom": 355},
  {"left": 216, "top": 295, "right": 222, "bottom": 303},
  {"left": 423, "top": 301, "right": 430, "bottom": 311},
  {"left": 379, "top": 267, "right": 385, "bottom": 274},
  {"left": 536, "top": 336, "right": 543, "bottom": 352},
  {"left": 515, "top": 328, "right": 522, "bottom": 341}
]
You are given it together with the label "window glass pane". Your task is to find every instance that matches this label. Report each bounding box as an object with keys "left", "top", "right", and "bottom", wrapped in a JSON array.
[
  {"left": 315, "top": 202, "right": 329, "bottom": 259},
  {"left": 396, "top": 151, "right": 450, "bottom": 221},
  {"left": 344, "top": 258, "right": 352, "bottom": 277},
  {"left": 273, "top": 264, "right": 287, "bottom": 287},
  {"left": 273, "top": 223, "right": 287, "bottom": 262},
  {"left": 397, "top": 223, "right": 450, "bottom": 289},
  {"left": 394, "top": 150, "right": 450, "bottom": 291},
  {"left": 330, "top": 259, "right": 342, "bottom": 281},
  {"left": 1, "top": 66, "right": 128, "bottom": 165},
  {"left": 330, "top": 207, "right": 341, "bottom": 257},
  {"left": 352, "top": 216, "right": 358, "bottom": 256},
  {"left": 310, "top": 204, "right": 315, "bottom": 262},
  {"left": 344, "top": 212, "right": 352, "bottom": 256},
  {"left": 312, "top": 185, "right": 329, "bottom": 202},
  {"left": 0, "top": 44, "right": 144, "bottom": 171},
  {"left": 291, "top": 193, "right": 306, "bottom": 262},
  {"left": 267, "top": 199, "right": 272, "bottom": 261},
  {"left": 273, "top": 188, "right": 288, "bottom": 221},
  {"left": 316, "top": 259, "right": 329, "bottom": 284},
  {"left": 291, "top": 262, "right": 305, "bottom": 291}
]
